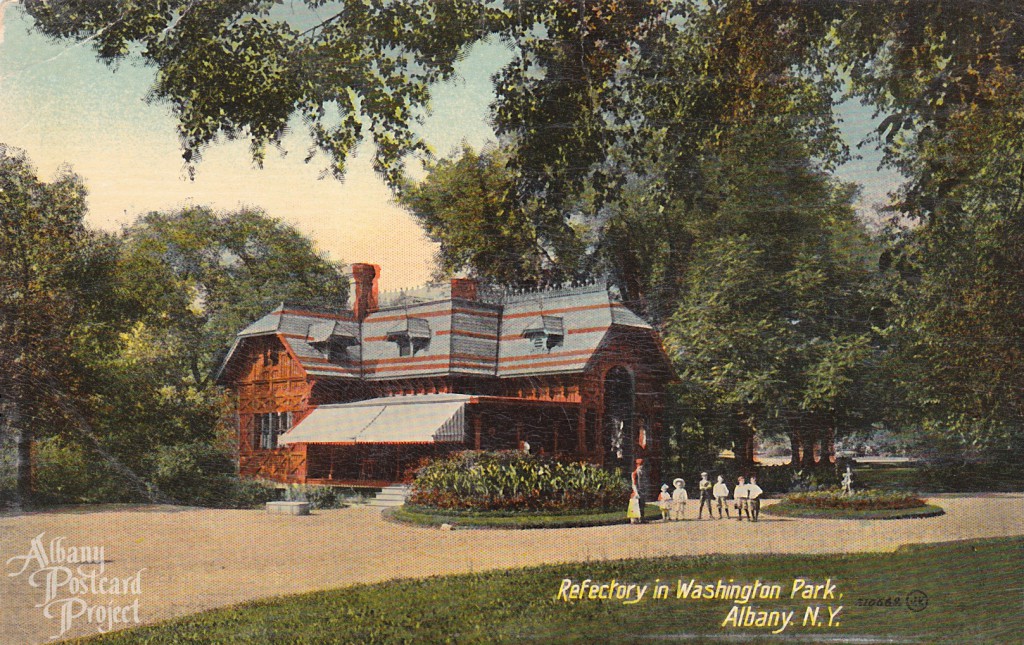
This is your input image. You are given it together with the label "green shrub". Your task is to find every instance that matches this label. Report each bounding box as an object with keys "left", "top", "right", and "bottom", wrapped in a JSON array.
[
  {"left": 409, "top": 450, "right": 630, "bottom": 512},
  {"left": 150, "top": 443, "right": 283, "bottom": 509},
  {"left": 783, "top": 489, "right": 926, "bottom": 511},
  {"left": 33, "top": 436, "right": 143, "bottom": 505},
  {"left": 222, "top": 478, "right": 281, "bottom": 508},
  {"left": 149, "top": 442, "right": 237, "bottom": 506}
]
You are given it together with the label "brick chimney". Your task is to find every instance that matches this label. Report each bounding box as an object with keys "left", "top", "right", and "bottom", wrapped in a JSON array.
[
  {"left": 450, "top": 277, "right": 478, "bottom": 301},
  {"left": 351, "top": 263, "right": 380, "bottom": 320}
]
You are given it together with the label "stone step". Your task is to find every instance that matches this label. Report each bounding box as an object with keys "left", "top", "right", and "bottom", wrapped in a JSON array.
[{"left": 368, "top": 485, "right": 411, "bottom": 507}]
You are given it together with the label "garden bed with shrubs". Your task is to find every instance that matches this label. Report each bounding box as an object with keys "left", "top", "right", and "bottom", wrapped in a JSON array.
[
  {"left": 764, "top": 489, "right": 944, "bottom": 519},
  {"left": 391, "top": 450, "right": 649, "bottom": 528},
  {"left": 407, "top": 450, "right": 631, "bottom": 512}
]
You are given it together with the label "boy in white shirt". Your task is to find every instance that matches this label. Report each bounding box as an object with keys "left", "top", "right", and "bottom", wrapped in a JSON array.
[
  {"left": 670, "top": 478, "right": 688, "bottom": 520},
  {"left": 697, "top": 472, "right": 714, "bottom": 519},
  {"left": 712, "top": 475, "right": 730, "bottom": 519},
  {"left": 734, "top": 476, "right": 749, "bottom": 521},
  {"left": 747, "top": 476, "right": 763, "bottom": 521}
]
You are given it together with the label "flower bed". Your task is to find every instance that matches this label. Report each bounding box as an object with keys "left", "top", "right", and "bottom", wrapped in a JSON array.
[
  {"left": 783, "top": 489, "right": 926, "bottom": 511},
  {"left": 408, "top": 450, "right": 630, "bottom": 512},
  {"left": 763, "top": 489, "right": 943, "bottom": 519}
]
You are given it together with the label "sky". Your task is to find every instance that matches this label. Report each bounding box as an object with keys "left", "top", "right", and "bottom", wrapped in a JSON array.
[{"left": 0, "top": 3, "right": 899, "bottom": 291}]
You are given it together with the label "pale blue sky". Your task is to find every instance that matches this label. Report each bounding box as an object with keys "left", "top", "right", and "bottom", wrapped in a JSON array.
[{"left": 0, "top": 4, "right": 898, "bottom": 289}]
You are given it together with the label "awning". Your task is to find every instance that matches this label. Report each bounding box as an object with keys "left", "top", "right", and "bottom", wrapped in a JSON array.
[{"left": 279, "top": 394, "right": 471, "bottom": 445}]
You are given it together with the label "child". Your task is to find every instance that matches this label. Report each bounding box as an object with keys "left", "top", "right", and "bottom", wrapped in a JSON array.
[
  {"left": 747, "top": 476, "right": 763, "bottom": 522},
  {"left": 697, "top": 472, "right": 714, "bottom": 519},
  {"left": 627, "top": 490, "right": 642, "bottom": 524},
  {"left": 712, "top": 475, "right": 730, "bottom": 519},
  {"left": 671, "top": 478, "right": 688, "bottom": 520},
  {"left": 657, "top": 484, "right": 672, "bottom": 521},
  {"left": 734, "top": 476, "right": 749, "bottom": 521}
]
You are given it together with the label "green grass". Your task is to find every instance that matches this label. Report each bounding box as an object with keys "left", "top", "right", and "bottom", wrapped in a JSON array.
[
  {"left": 763, "top": 501, "right": 945, "bottom": 519},
  {"left": 853, "top": 465, "right": 924, "bottom": 491},
  {"left": 73, "top": 537, "right": 1023, "bottom": 644},
  {"left": 388, "top": 503, "right": 664, "bottom": 529}
]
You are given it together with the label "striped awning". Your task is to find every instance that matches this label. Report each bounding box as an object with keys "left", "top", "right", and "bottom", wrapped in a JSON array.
[{"left": 279, "top": 394, "right": 470, "bottom": 445}]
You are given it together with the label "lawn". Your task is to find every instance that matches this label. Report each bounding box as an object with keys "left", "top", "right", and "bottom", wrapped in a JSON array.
[
  {"left": 853, "top": 464, "right": 925, "bottom": 491},
  {"left": 72, "top": 537, "right": 1023, "bottom": 644}
]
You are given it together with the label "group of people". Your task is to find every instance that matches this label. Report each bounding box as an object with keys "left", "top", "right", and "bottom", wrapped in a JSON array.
[{"left": 627, "top": 458, "right": 764, "bottom": 524}]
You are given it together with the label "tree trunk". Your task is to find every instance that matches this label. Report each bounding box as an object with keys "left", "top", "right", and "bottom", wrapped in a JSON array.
[
  {"left": 1, "top": 390, "right": 31, "bottom": 509},
  {"left": 737, "top": 417, "right": 757, "bottom": 470},
  {"left": 823, "top": 424, "right": 836, "bottom": 464},
  {"left": 789, "top": 431, "right": 802, "bottom": 466},
  {"left": 800, "top": 427, "right": 819, "bottom": 469}
]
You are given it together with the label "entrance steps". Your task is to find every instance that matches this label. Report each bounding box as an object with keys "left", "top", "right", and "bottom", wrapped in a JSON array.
[{"left": 367, "top": 484, "right": 411, "bottom": 508}]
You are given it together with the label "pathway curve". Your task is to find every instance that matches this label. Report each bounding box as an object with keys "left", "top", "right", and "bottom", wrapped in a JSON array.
[{"left": 1, "top": 494, "right": 1021, "bottom": 644}]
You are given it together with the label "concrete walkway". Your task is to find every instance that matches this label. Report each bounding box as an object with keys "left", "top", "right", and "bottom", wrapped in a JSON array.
[{"left": 1, "top": 494, "right": 1021, "bottom": 644}]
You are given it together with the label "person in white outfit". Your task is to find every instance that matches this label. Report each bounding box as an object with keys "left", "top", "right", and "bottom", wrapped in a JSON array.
[
  {"left": 734, "top": 476, "right": 749, "bottom": 521},
  {"left": 747, "top": 476, "right": 763, "bottom": 521},
  {"left": 670, "top": 478, "right": 688, "bottom": 520},
  {"left": 712, "top": 475, "right": 730, "bottom": 519}
]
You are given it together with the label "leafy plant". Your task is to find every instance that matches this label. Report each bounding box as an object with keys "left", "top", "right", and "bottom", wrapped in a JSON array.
[{"left": 409, "top": 451, "right": 630, "bottom": 512}]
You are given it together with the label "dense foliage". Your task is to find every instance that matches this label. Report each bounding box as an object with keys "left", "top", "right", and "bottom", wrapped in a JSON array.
[
  {"left": 0, "top": 153, "right": 352, "bottom": 508},
  {"left": 409, "top": 451, "right": 630, "bottom": 512},
  {"left": 8, "top": 0, "right": 1024, "bottom": 500}
]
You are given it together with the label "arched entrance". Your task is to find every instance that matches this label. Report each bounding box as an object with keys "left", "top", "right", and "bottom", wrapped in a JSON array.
[{"left": 603, "top": 366, "right": 634, "bottom": 472}]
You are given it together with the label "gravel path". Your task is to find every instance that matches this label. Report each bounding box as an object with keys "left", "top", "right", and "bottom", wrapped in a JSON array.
[{"left": 1, "top": 494, "right": 1021, "bottom": 644}]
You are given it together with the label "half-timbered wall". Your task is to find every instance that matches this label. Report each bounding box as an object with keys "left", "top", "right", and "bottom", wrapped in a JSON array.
[{"left": 232, "top": 335, "right": 317, "bottom": 482}]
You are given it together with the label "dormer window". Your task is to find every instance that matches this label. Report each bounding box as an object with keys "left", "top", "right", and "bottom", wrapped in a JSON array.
[
  {"left": 307, "top": 321, "right": 359, "bottom": 364},
  {"left": 386, "top": 317, "right": 431, "bottom": 357},
  {"left": 523, "top": 315, "right": 564, "bottom": 352}
]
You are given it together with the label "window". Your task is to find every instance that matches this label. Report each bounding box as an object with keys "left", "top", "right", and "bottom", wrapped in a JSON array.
[
  {"left": 263, "top": 347, "right": 279, "bottom": 366},
  {"left": 523, "top": 315, "right": 564, "bottom": 353},
  {"left": 396, "top": 337, "right": 412, "bottom": 357},
  {"left": 253, "top": 411, "right": 293, "bottom": 450},
  {"left": 386, "top": 317, "right": 431, "bottom": 356},
  {"left": 308, "top": 321, "right": 359, "bottom": 364}
]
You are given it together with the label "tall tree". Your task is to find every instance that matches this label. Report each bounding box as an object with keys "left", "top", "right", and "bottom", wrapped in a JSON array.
[
  {"left": 117, "top": 206, "right": 350, "bottom": 387},
  {"left": 399, "top": 145, "right": 586, "bottom": 287},
  {"left": 665, "top": 125, "right": 879, "bottom": 468},
  {"left": 0, "top": 146, "right": 99, "bottom": 505},
  {"left": 833, "top": 2, "right": 1024, "bottom": 469}
]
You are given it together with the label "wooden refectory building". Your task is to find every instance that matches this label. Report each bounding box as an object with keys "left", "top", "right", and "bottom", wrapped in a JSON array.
[{"left": 216, "top": 264, "right": 674, "bottom": 489}]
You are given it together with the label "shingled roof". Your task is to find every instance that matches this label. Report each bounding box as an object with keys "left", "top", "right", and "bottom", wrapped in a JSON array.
[{"left": 216, "top": 276, "right": 670, "bottom": 383}]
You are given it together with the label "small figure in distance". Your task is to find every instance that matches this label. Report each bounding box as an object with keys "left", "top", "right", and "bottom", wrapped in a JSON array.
[
  {"left": 747, "top": 476, "right": 763, "bottom": 522},
  {"left": 627, "top": 488, "right": 642, "bottom": 524},
  {"left": 734, "top": 476, "right": 749, "bottom": 521},
  {"left": 671, "top": 478, "right": 688, "bottom": 521},
  {"left": 657, "top": 484, "right": 672, "bottom": 521},
  {"left": 630, "top": 458, "right": 648, "bottom": 524},
  {"left": 712, "top": 475, "right": 730, "bottom": 519},
  {"left": 697, "top": 471, "right": 714, "bottom": 519}
]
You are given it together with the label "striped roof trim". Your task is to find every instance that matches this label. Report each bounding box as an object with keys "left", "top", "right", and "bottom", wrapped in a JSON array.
[{"left": 217, "top": 283, "right": 669, "bottom": 383}]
